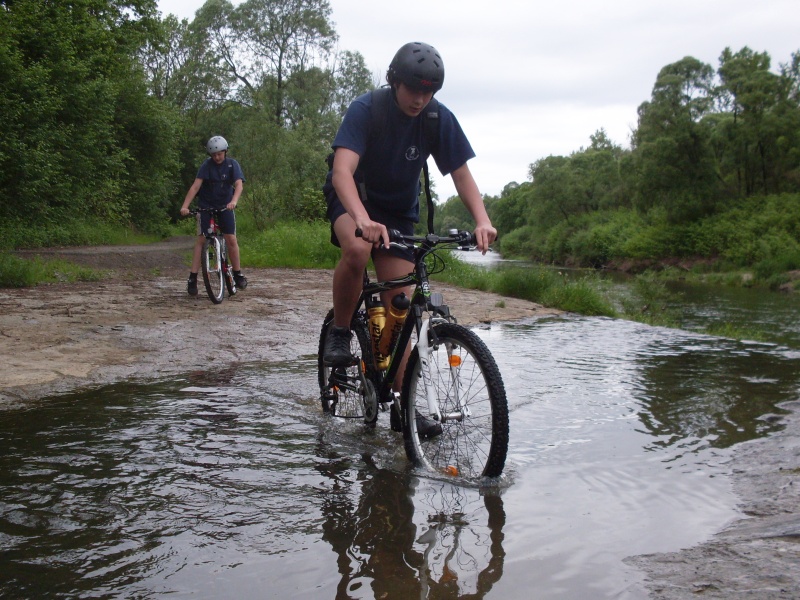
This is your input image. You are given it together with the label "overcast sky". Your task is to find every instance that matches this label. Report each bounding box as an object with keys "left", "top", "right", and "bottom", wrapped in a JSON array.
[{"left": 156, "top": 0, "right": 799, "bottom": 200}]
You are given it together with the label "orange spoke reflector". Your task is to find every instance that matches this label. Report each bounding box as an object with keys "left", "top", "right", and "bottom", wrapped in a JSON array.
[
  {"left": 448, "top": 355, "right": 462, "bottom": 367},
  {"left": 443, "top": 465, "right": 459, "bottom": 476}
]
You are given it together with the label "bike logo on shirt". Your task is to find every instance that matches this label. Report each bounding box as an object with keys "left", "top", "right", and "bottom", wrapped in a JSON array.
[{"left": 405, "top": 146, "right": 420, "bottom": 161}]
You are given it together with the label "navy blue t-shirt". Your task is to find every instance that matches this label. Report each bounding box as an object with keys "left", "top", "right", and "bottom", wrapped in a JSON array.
[
  {"left": 330, "top": 90, "right": 475, "bottom": 220},
  {"left": 196, "top": 157, "right": 245, "bottom": 209}
]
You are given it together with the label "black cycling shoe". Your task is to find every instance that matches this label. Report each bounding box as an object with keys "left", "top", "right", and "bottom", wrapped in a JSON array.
[
  {"left": 234, "top": 273, "right": 247, "bottom": 289},
  {"left": 187, "top": 277, "right": 198, "bottom": 296},
  {"left": 323, "top": 326, "right": 355, "bottom": 367},
  {"left": 415, "top": 413, "right": 443, "bottom": 440}
]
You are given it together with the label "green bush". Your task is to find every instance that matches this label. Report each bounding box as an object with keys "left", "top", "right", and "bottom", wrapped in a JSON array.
[
  {"left": 243, "top": 220, "right": 339, "bottom": 269},
  {"left": 496, "top": 225, "right": 537, "bottom": 259},
  {"left": 492, "top": 266, "right": 561, "bottom": 299},
  {"left": 433, "top": 260, "right": 616, "bottom": 317},
  {"left": 0, "top": 253, "right": 38, "bottom": 287},
  {"left": 541, "top": 278, "right": 615, "bottom": 316}
]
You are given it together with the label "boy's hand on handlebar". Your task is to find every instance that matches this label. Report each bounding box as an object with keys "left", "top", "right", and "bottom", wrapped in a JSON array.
[
  {"left": 180, "top": 206, "right": 191, "bottom": 217},
  {"left": 473, "top": 224, "right": 497, "bottom": 254},
  {"left": 355, "top": 219, "right": 390, "bottom": 249}
]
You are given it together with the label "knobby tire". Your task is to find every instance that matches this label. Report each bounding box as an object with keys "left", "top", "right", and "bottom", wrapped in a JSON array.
[
  {"left": 317, "top": 309, "right": 379, "bottom": 424},
  {"left": 202, "top": 237, "right": 225, "bottom": 304},
  {"left": 401, "top": 322, "right": 509, "bottom": 480}
]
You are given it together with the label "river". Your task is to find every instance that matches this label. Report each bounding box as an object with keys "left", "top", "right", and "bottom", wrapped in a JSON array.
[{"left": 1, "top": 258, "right": 798, "bottom": 599}]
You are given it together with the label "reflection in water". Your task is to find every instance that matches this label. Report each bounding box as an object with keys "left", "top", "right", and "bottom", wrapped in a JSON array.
[
  {"left": 415, "top": 484, "right": 505, "bottom": 598},
  {"left": 315, "top": 444, "right": 505, "bottom": 599}
]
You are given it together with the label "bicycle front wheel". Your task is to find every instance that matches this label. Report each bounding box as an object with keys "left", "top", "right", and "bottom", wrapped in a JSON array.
[
  {"left": 202, "top": 237, "right": 225, "bottom": 304},
  {"left": 317, "top": 309, "right": 379, "bottom": 425},
  {"left": 402, "top": 322, "right": 508, "bottom": 480}
]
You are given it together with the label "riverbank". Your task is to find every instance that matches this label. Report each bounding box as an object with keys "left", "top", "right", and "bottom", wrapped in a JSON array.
[{"left": 2, "top": 238, "right": 799, "bottom": 598}]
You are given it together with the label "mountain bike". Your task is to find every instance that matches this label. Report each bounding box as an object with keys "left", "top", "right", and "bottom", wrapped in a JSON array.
[
  {"left": 189, "top": 208, "right": 236, "bottom": 304},
  {"left": 317, "top": 229, "right": 509, "bottom": 481}
]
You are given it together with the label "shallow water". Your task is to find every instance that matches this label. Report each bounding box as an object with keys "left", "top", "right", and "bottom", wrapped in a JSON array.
[{"left": 1, "top": 313, "right": 798, "bottom": 599}]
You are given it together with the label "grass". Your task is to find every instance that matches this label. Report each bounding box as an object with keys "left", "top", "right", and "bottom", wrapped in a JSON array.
[
  {"left": 240, "top": 220, "right": 340, "bottom": 269},
  {"left": 1, "top": 217, "right": 171, "bottom": 288},
  {"left": 699, "top": 321, "right": 770, "bottom": 343},
  {"left": 4, "top": 218, "right": 163, "bottom": 251},
  {"left": 432, "top": 256, "right": 617, "bottom": 317},
  {"left": 0, "top": 253, "right": 104, "bottom": 288}
]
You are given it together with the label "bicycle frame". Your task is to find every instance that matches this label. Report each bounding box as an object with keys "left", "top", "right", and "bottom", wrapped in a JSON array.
[
  {"left": 190, "top": 207, "right": 235, "bottom": 301},
  {"left": 352, "top": 231, "right": 473, "bottom": 422}
]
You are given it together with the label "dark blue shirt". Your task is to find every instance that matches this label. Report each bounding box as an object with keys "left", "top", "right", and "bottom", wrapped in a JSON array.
[
  {"left": 196, "top": 157, "right": 245, "bottom": 209},
  {"left": 331, "top": 91, "right": 475, "bottom": 220}
]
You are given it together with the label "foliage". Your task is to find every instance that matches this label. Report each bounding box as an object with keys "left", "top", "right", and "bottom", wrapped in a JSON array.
[
  {"left": 2, "top": 217, "right": 163, "bottom": 251},
  {"left": 432, "top": 194, "right": 479, "bottom": 234},
  {"left": 242, "top": 219, "right": 339, "bottom": 268},
  {"left": 632, "top": 56, "right": 719, "bottom": 222},
  {"left": 0, "top": 0, "right": 180, "bottom": 234},
  {"left": 617, "top": 271, "right": 684, "bottom": 327},
  {"left": 432, "top": 258, "right": 616, "bottom": 317},
  {"left": 491, "top": 47, "right": 800, "bottom": 275},
  {"left": 0, "top": 253, "right": 104, "bottom": 288}
]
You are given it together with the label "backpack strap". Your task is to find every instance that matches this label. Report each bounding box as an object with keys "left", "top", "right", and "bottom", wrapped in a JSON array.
[{"left": 422, "top": 161, "right": 435, "bottom": 234}]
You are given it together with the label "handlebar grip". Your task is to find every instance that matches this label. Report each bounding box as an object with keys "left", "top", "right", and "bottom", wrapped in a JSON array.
[{"left": 354, "top": 228, "right": 401, "bottom": 242}]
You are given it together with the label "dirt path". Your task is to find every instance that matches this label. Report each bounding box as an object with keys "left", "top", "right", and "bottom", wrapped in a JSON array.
[{"left": 3, "top": 238, "right": 799, "bottom": 598}]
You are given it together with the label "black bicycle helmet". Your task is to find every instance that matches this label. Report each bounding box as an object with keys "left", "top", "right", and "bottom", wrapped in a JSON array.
[{"left": 387, "top": 42, "right": 444, "bottom": 93}]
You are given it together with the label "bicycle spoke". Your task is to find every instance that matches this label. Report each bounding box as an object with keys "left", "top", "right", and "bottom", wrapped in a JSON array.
[
  {"left": 317, "top": 312, "right": 378, "bottom": 424},
  {"left": 403, "top": 323, "right": 508, "bottom": 481}
]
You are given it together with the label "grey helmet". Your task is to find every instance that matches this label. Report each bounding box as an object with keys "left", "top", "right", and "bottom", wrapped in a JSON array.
[
  {"left": 206, "top": 136, "right": 228, "bottom": 154},
  {"left": 387, "top": 42, "right": 444, "bottom": 93}
]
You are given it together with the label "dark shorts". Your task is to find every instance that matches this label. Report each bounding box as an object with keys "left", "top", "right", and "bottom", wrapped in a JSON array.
[
  {"left": 197, "top": 209, "right": 236, "bottom": 236},
  {"left": 327, "top": 194, "right": 415, "bottom": 263}
]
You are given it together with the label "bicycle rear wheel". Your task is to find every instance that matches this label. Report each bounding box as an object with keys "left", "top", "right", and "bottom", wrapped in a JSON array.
[
  {"left": 202, "top": 237, "right": 225, "bottom": 304},
  {"left": 402, "top": 322, "right": 508, "bottom": 480},
  {"left": 317, "top": 309, "right": 379, "bottom": 425}
]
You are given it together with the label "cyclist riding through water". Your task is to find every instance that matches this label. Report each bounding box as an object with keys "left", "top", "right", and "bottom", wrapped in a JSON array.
[
  {"left": 322, "top": 42, "right": 498, "bottom": 437},
  {"left": 180, "top": 136, "right": 248, "bottom": 296}
]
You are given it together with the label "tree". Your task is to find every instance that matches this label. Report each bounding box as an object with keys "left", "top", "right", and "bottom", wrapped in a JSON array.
[
  {"left": 632, "top": 56, "right": 718, "bottom": 221},
  {"left": 227, "top": 0, "right": 337, "bottom": 123},
  {"left": 716, "top": 47, "right": 797, "bottom": 196},
  {"left": 0, "top": 0, "right": 179, "bottom": 231}
]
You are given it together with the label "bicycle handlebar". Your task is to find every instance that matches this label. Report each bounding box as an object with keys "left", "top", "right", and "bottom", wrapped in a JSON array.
[
  {"left": 355, "top": 228, "right": 477, "bottom": 248},
  {"left": 187, "top": 207, "right": 229, "bottom": 216}
]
